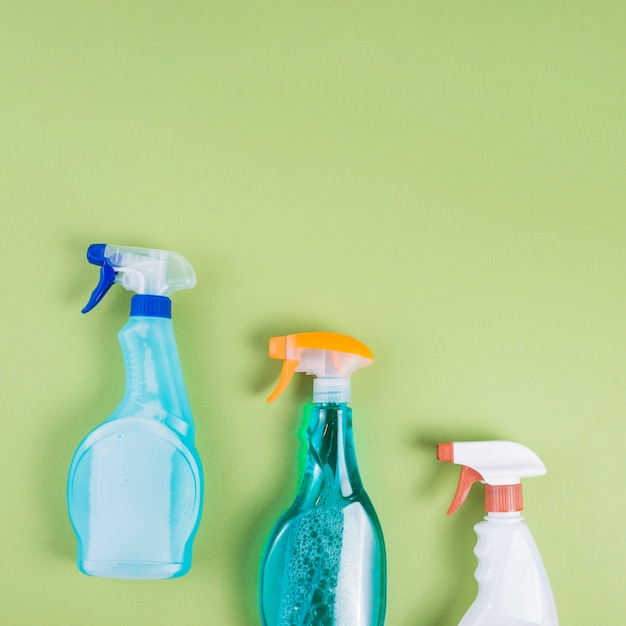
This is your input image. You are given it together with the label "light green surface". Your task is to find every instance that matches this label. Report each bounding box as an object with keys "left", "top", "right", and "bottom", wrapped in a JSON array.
[{"left": 1, "top": 2, "right": 624, "bottom": 624}]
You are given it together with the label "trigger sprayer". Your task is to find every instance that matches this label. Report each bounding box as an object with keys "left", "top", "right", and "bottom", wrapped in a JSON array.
[
  {"left": 266, "top": 331, "right": 374, "bottom": 404},
  {"left": 81, "top": 243, "right": 196, "bottom": 313},
  {"left": 260, "top": 332, "right": 387, "bottom": 626},
  {"left": 437, "top": 440, "right": 559, "bottom": 626},
  {"left": 67, "top": 244, "right": 203, "bottom": 579}
]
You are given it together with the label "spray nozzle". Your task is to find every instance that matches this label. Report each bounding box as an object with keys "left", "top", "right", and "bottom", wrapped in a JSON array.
[
  {"left": 82, "top": 243, "right": 196, "bottom": 313},
  {"left": 266, "top": 332, "right": 374, "bottom": 404},
  {"left": 437, "top": 441, "right": 546, "bottom": 516}
]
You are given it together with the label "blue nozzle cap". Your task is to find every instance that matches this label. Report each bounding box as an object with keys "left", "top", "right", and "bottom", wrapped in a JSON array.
[{"left": 86, "top": 243, "right": 107, "bottom": 266}]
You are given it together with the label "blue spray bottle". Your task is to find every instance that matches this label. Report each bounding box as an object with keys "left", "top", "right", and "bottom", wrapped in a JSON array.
[
  {"left": 260, "top": 332, "right": 387, "bottom": 626},
  {"left": 67, "top": 244, "right": 203, "bottom": 579}
]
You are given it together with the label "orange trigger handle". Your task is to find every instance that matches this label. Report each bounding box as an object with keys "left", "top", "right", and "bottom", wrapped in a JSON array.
[
  {"left": 447, "top": 465, "right": 484, "bottom": 516},
  {"left": 267, "top": 360, "right": 299, "bottom": 403}
]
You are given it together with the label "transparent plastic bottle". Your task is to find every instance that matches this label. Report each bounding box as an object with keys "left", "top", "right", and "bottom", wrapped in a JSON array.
[
  {"left": 260, "top": 332, "right": 386, "bottom": 626},
  {"left": 67, "top": 244, "right": 203, "bottom": 579}
]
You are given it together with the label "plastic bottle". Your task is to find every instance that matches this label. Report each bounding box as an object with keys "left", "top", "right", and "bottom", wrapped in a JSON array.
[
  {"left": 437, "top": 440, "right": 559, "bottom": 626},
  {"left": 260, "top": 332, "right": 387, "bottom": 626},
  {"left": 67, "top": 244, "right": 203, "bottom": 579}
]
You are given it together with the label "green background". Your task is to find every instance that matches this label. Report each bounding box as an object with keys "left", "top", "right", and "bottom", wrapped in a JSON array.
[{"left": 1, "top": 2, "right": 624, "bottom": 624}]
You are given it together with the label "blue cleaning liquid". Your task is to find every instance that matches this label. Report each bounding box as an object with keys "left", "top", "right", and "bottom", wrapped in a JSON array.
[
  {"left": 67, "top": 307, "right": 203, "bottom": 579},
  {"left": 260, "top": 404, "right": 386, "bottom": 625}
]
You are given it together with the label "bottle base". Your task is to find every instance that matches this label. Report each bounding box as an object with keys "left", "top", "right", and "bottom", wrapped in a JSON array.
[{"left": 78, "top": 560, "right": 188, "bottom": 579}]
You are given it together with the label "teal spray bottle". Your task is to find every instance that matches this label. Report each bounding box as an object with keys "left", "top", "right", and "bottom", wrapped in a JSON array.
[
  {"left": 437, "top": 440, "right": 559, "bottom": 626},
  {"left": 67, "top": 244, "right": 203, "bottom": 579},
  {"left": 260, "top": 332, "right": 386, "bottom": 626}
]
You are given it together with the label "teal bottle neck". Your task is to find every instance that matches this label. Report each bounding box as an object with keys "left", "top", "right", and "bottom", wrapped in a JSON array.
[
  {"left": 114, "top": 309, "right": 195, "bottom": 439},
  {"left": 298, "top": 402, "right": 363, "bottom": 506}
]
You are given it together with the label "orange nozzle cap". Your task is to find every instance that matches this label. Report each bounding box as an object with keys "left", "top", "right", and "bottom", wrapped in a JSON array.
[
  {"left": 485, "top": 484, "right": 524, "bottom": 513},
  {"left": 269, "top": 336, "right": 287, "bottom": 360},
  {"left": 436, "top": 442, "right": 454, "bottom": 463},
  {"left": 278, "top": 332, "right": 373, "bottom": 360}
]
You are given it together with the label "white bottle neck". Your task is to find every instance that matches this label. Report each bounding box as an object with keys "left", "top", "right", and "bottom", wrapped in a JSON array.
[
  {"left": 313, "top": 377, "right": 351, "bottom": 403},
  {"left": 485, "top": 511, "right": 524, "bottom": 522}
]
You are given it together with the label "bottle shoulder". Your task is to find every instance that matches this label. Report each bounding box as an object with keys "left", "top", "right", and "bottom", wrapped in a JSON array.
[
  {"left": 69, "top": 415, "right": 199, "bottom": 473},
  {"left": 118, "top": 315, "right": 177, "bottom": 343},
  {"left": 473, "top": 517, "right": 543, "bottom": 562},
  {"left": 278, "top": 468, "right": 382, "bottom": 534},
  {"left": 464, "top": 518, "right": 559, "bottom": 626}
]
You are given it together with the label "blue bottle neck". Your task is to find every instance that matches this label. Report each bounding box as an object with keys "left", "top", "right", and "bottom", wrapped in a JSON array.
[
  {"left": 114, "top": 300, "right": 194, "bottom": 438},
  {"left": 299, "top": 403, "right": 363, "bottom": 503}
]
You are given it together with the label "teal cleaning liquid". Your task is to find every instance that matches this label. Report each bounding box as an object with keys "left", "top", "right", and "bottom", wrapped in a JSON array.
[
  {"left": 260, "top": 333, "right": 387, "bottom": 625},
  {"left": 261, "top": 404, "right": 386, "bottom": 625}
]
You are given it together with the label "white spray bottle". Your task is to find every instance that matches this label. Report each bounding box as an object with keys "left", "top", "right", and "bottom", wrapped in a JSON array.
[{"left": 437, "top": 440, "right": 559, "bottom": 626}]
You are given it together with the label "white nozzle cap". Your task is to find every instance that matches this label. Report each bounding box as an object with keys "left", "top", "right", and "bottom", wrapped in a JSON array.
[
  {"left": 105, "top": 244, "right": 196, "bottom": 296},
  {"left": 442, "top": 440, "right": 546, "bottom": 486}
]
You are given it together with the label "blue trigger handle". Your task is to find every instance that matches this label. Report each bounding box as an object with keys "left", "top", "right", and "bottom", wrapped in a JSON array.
[{"left": 82, "top": 244, "right": 117, "bottom": 313}]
